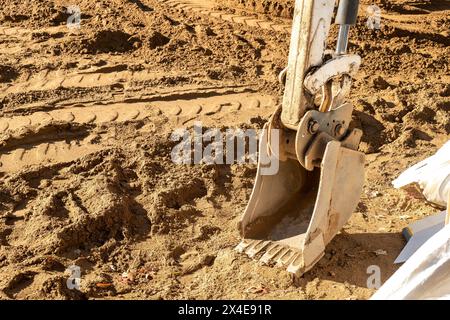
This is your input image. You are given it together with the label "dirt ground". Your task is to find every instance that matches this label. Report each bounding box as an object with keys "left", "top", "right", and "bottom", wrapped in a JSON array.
[{"left": 0, "top": 0, "right": 448, "bottom": 300}]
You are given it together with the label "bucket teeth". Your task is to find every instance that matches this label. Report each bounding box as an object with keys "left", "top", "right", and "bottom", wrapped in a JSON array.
[
  {"left": 287, "top": 253, "right": 304, "bottom": 275},
  {"left": 276, "top": 248, "right": 298, "bottom": 268},
  {"left": 236, "top": 239, "right": 254, "bottom": 253},
  {"left": 236, "top": 240, "right": 304, "bottom": 274},
  {"left": 260, "top": 244, "right": 284, "bottom": 265},
  {"left": 246, "top": 241, "right": 271, "bottom": 258}
]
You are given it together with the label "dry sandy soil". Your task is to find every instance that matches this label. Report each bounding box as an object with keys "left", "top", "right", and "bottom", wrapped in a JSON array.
[{"left": 0, "top": 0, "right": 448, "bottom": 300}]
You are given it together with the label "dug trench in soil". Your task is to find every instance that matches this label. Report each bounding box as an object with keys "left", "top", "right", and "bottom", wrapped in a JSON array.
[{"left": 0, "top": 0, "right": 448, "bottom": 300}]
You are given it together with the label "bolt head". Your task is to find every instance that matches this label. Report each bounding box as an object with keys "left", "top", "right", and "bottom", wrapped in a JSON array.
[
  {"left": 335, "top": 124, "right": 346, "bottom": 136},
  {"left": 309, "top": 121, "right": 320, "bottom": 134}
]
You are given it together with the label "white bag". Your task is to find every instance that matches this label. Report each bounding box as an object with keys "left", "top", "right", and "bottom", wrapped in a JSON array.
[
  {"left": 377, "top": 141, "right": 450, "bottom": 299},
  {"left": 371, "top": 223, "right": 450, "bottom": 300},
  {"left": 393, "top": 141, "right": 450, "bottom": 208}
]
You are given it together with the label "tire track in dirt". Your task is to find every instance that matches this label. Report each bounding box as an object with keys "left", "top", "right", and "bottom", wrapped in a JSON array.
[
  {"left": 0, "top": 68, "right": 187, "bottom": 95},
  {"left": 0, "top": 26, "right": 49, "bottom": 37},
  {"left": 162, "top": 1, "right": 449, "bottom": 46},
  {"left": 164, "top": 0, "right": 292, "bottom": 33},
  {"left": 0, "top": 141, "right": 102, "bottom": 173},
  {"left": 0, "top": 26, "right": 198, "bottom": 99},
  {"left": 0, "top": 92, "right": 276, "bottom": 173},
  {"left": 5, "top": 83, "right": 261, "bottom": 113},
  {"left": 0, "top": 63, "right": 196, "bottom": 97},
  {"left": 0, "top": 26, "right": 68, "bottom": 56}
]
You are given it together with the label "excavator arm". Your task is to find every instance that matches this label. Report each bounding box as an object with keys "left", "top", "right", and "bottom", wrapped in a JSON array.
[{"left": 237, "top": 0, "right": 366, "bottom": 276}]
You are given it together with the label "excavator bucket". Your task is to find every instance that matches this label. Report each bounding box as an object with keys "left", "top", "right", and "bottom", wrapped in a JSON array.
[
  {"left": 237, "top": 0, "right": 365, "bottom": 276},
  {"left": 237, "top": 126, "right": 365, "bottom": 275}
]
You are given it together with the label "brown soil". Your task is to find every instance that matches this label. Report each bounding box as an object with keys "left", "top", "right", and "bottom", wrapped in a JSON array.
[
  {"left": 216, "top": 0, "right": 294, "bottom": 18},
  {"left": 0, "top": 0, "right": 448, "bottom": 300}
]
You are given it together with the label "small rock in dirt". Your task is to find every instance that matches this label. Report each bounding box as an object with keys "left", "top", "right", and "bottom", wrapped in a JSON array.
[
  {"left": 50, "top": 6, "right": 71, "bottom": 25},
  {"left": 0, "top": 65, "right": 18, "bottom": 83},
  {"left": 367, "top": 191, "right": 382, "bottom": 198},
  {"left": 193, "top": 225, "right": 221, "bottom": 241},
  {"left": 374, "top": 249, "right": 388, "bottom": 256},
  {"left": 372, "top": 76, "right": 392, "bottom": 90},
  {"left": 393, "top": 44, "right": 412, "bottom": 54},
  {"left": 229, "top": 65, "right": 245, "bottom": 76},
  {"left": 207, "top": 70, "right": 222, "bottom": 80},
  {"left": 148, "top": 31, "right": 170, "bottom": 49},
  {"left": 439, "top": 85, "right": 450, "bottom": 97}
]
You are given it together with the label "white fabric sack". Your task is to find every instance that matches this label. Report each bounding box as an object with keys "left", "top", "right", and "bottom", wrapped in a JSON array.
[
  {"left": 393, "top": 141, "right": 450, "bottom": 207},
  {"left": 371, "top": 224, "right": 450, "bottom": 300}
]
